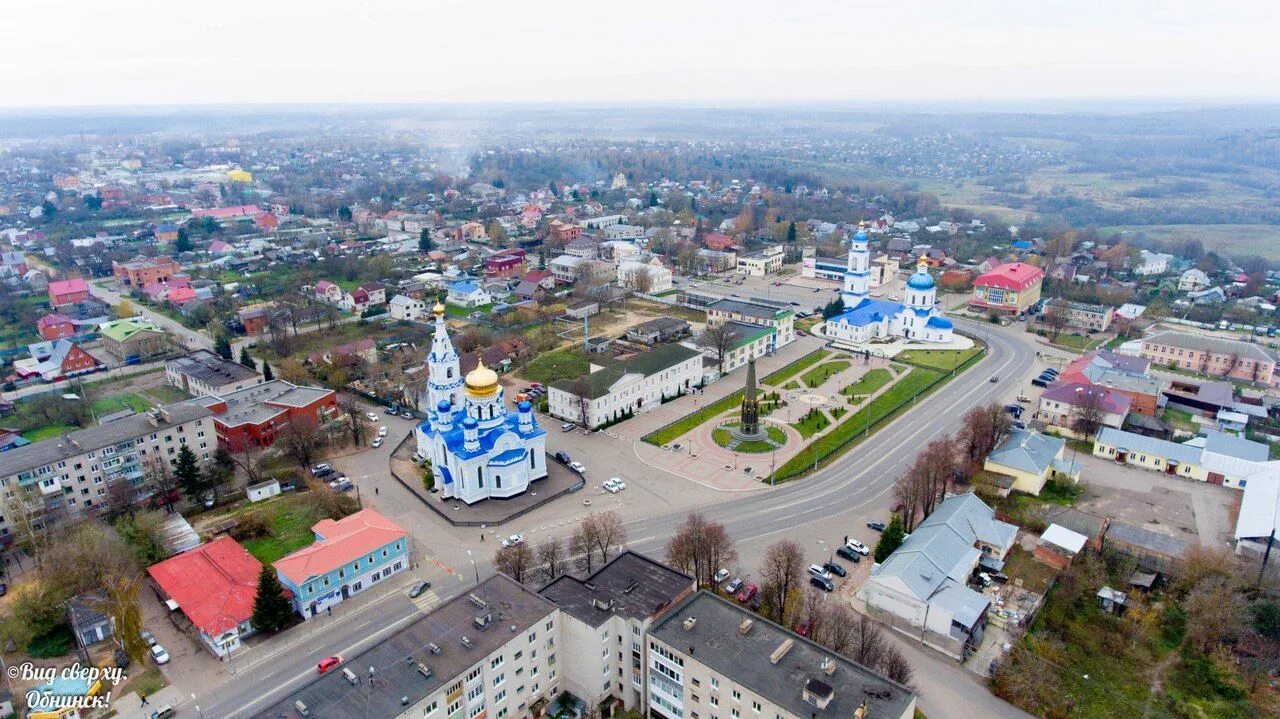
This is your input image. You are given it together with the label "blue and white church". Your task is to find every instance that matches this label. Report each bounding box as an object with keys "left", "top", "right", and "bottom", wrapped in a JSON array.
[
  {"left": 415, "top": 303, "right": 548, "bottom": 504},
  {"left": 824, "top": 230, "right": 955, "bottom": 344}
]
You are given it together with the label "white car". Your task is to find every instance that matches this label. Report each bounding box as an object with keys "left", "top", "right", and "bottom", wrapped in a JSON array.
[
  {"left": 372, "top": 437, "right": 384, "bottom": 448},
  {"left": 561, "top": 422, "right": 576, "bottom": 432},
  {"left": 569, "top": 461, "right": 585, "bottom": 474},
  {"left": 378, "top": 426, "right": 388, "bottom": 437},
  {"left": 151, "top": 644, "right": 171, "bottom": 665},
  {"left": 845, "top": 539, "right": 870, "bottom": 556},
  {"left": 366, "top": 412, "right": 379, "bottom": 422},
  {"left": 714, "top": 568, "right": 730, "bottom": 584},
  {"left": 603, "top": 478, "right": 625, "bottom": 493},
  {"left": 501, "top": 534, "right": 525, "bottom": 548}
]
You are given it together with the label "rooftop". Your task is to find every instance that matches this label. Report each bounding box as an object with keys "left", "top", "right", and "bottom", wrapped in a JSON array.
[
  {"left": 274, "top": 508, "right": 407, "bottom": 585},
  {"left": 650, "top": 592, "right": 914, "bottom": 719},
  {"left": 146, "top": 536, "right": 265, "bottom": 637},
  {"left": 166, "top": 349, "right": 260, "bottom": 386},
  {"left": 0, "top": 400, "right": 213, "bottom": 478},
  {"left": 551, "top": 343, "right": 701, "bottom": 399},
  {"left": 986, "top": 429, "right": 1065, "bottom": 477},
  {"left": 974, "top": 262, "right": 1045, "bottom": 290},
  {"left": 254, "top": 575, "right": 555, "bottom": 719},
  {"left": 200, "top": 380, "right": 334, "bottom": 429},
  {"left": 538, "top": 551, "right": 693, "bottom": 628},
  {"left": 1142, "top": 330, "right": 1276, "bottom": 364}
]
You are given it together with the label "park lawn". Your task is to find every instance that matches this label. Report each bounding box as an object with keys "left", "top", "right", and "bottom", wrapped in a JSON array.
[
  {"left": 761, "top": 349, "right": 831, "bottom": 387},
  {"left": 775, "top": 367, "right": 946, "bottom": 480},
  {"left": 1048, "top": 333, "right": 1103, "bottom": 353},
  {"left": 644, "top": 390, "right": 743, "bottom": 446},
  {"left": 22, "top": 424, "right": 77, "bottom": 442},
  {"left": 142, "top": 384, "right": 190, "bottom": 404},
  {"left": 801, "top": 360, "right": 851, "bottom": 389},
  {"left": 240, "top": 496, "right": 321, "bottom": 565},
  {"left": 522, "top": 348, "right": 589, "bottom": 385},
  {"left": 896, "top": 347, "right": 984, "bottom": 372},
  {"left": 791, "top": 410, "right": 830, "bottom": 439},
  {"left": 840, "top": 368, "right": 893, "bottom": 399},
  {"left": 445, "top": 303, "right": 494, "bottom": 318},
  {"left": 91, "top": 392, "right": 153, "bottom": 416}
]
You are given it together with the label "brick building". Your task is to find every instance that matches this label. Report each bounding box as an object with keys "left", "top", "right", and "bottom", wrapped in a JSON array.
[
  {"left": 48, "top": 278, "right": 91, "bottom": 308},
  {"left": 969, "top": 262, "right": 1044, "bottom": 316},
  {"left": 199, "top": 380, "right": 338, "bottom": 451},
  {"left": 1140, "top": 330, "right": 1277, "bottom": 386},
  {"left": 112, "top": 255, "right": 182, "bottom": 287}
]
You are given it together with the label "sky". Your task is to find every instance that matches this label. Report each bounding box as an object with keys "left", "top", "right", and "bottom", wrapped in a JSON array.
[{"left": 3, "top": 0, "right": 1279, "bottom": 108}]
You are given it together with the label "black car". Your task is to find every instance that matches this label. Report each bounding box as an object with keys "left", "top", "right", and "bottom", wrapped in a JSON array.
[
  {"left": 836, "top": 545, "right": 861, "bottom": 562},
  {"left": 867, "top": 520, "right": 888, "bottom": 532},
  {"left": 823, "top": 560, "right": 847, "bottom": 578},
  {"left": 408, "top": 580, "right": 432, "bottom": 598},
  {"left": 810, "top": 576, "right": 835, "bottom": 592},
  {"left": 1031, "top": 378, "right": 1049, "bottom": 388}
]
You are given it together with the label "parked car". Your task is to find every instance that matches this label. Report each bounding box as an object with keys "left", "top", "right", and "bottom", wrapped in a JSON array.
[
  {"left": 371, "top": 437, "right": 384, "bottom": 448},
  {"left": 366, "top": 412, "right": 379, "bottom": 422},
  {"left": 530, "top": 382, "right": 544, "bottom": 390},
  {"left": 735, "top": 584, "right": 758, "bottom": 603},
  {"left": 317, "top": 655, "right": 343, "bottom": 674},
  {"left": 501, "top": 534, "right": 525, "bottom": 548},
  {"left": 140, "top": 630, "right": 157, "bottom": 646},
  {"left": 724, "top": 578, "right": 743, "bottom": 594},
  {"left": 150, "top": 645, "right": 171, "bottom": 665},
  {"left": 383, "top": 406, "right": 396, "bottom": 415},
  {"left": 795, "top": 621, "right": 812, "bottom": 637},
  {"left": 378, "top": 426, "right": 388, "bottom": 437},
  {"left": 836, "top": 545, "right": 861, "bottom": 562},
  {"left": 555, "top": 451, "right": 571, "bottom": 464},
  {"left": 561, "top": 422, "right": 576, "bottom": 432},
  {"left": 807, "top": 563, "right": 832, "bottom": 581},
  {"left": 408, "top": 581, "right": 432, "bottom": 598},
  {"left": 866, "top": 520, "right": 888, "bottom": 532},
  {"left": 845, "top": 539, "right": 870, "bottom": 555},
  {"left": 714, "top": 568, "right": 730, "bottom": 584},
  {"left": 328, "top": 477, "right": 354, "bottom": 492},
  {"left": 401, "top": 411, "right": 415, "bottom": 419},
  {"left": 1031, "top": 378, "right": 1049, "bottom": 388},
  {"left": 568, "top": 461, "right": 586, "bottom": 474},
  {"left": 312, "top": 463, "right": 331, "bottom": 475},
  {"left": 603, "top": 478, "right": 626, "bottom": 493},
  {"left": 823, "top": 560, "right": 848, "bottom": 578},
  {"left": 810, "top": 576, "right": 835, "bottom": 592}
]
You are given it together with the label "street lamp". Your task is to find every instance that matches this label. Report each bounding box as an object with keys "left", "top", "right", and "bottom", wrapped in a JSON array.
[
  {"left": 191, "top": 694, "right": 206, "bottom": 719},
  {"left": 466, "top": 550, "right": 480, "bottom": 586}
]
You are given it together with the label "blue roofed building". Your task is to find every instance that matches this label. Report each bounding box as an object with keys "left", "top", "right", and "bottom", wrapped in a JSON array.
[
  {"left": 824, "top": 230, "right": 954, "bottom": 345},
  {"left": 856, "top": 493, "right": 1017, "bottom": 660},
  {"left": 444, "top": 277, "right": 492, "bottom": 308},
  {"left": 415, "top": 303, "right": 547, "bottom": 504}
]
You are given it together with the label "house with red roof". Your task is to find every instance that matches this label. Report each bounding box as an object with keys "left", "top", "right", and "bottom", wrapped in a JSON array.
[
  {"left": 969, "top": 262, "right": 1045, "bottom": 316},
  {"left": 703, "top": 233, "right": 737, "bottom": 251},
  {"left": 37, "top": 313, "right": 76, "bottom": 341},
  {"left": 191, "top": 204, "right": 261, "bottom": 221},
  {"left": 48, "top": 278, "right": 91, "bottom": 307},
  {"left": 314, "top": 280, "right": 342, "bottom": 304},
  {"left": 146, "top": 536, "right": 280, "bottom": 657},
  {"left": 1037, "top": 381, "right": 1132, "bottom": 438},
  {"left": 273, "top": 509, "right": 410, "bottom": 619},
  {"left": 254, "top": 212, "right": 279, "bottom": 231}
]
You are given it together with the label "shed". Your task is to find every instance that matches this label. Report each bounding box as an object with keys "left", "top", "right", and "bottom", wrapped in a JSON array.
[
  {"left": 1096, "top": 586, "right": 1128, "bottom": 614},
  {"left": 1103, "top": 521, "right": 1189, "bottom": 575},
  {"left": 247, "top": 479, "right": 282, "bottom": 503},
  {"left": 1035, "top": 523, "right": 1089, "bottom": 570},
  {"left": 67, "top": 590, "right": 114, "bottom": 648}
]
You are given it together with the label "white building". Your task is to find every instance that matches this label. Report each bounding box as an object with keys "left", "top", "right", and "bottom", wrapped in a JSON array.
[
  {"left": 704, "top": 296, "right": 796, "bottom": 351},
  {"left": 165, "top": 349, "right": 262, "bottom": 397},
  {"left": 857, "top": 493, "right": 1017, "bottom": 660},
  {"left": 617, "top": 260, "right": 673, "bottom": 293},
  {"left": 388, "top": 294, "right": 428, "bottom": 321},
  {"left": 415, "top": 304, "right": 547, "bottom": 504},
  {"left": 1133, "top": 249, "right": 1173, "bottom": 276},
  {"left": 824, "top": 230, "right": 954, "bottom": 345},
  {"left": 549, "top": 254, "right": 587, "bottom": 283},
  {"left": 445, "top": 279, "right": 492, "bottom": 308},
  {"left": 1178, "top": 268, "right": 1211, "bottom": 292},
  {"left": 548, "top": 344, "right": 702, "bottom": 428},
  {"left": 736, "top": 245, "right": 785, "bottom": 276}
]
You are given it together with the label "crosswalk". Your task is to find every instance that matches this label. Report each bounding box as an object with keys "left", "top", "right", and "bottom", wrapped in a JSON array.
[{"left": 410, "top": 588, "right": 442, "bottom": 613}]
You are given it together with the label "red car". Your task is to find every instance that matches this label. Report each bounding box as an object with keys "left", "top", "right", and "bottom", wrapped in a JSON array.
[
  {"left": 736, "top": 584, "right": 758, "bottom": 602},
  {"left": 317, "top": 655, "right": 343, "bottom": 674},
  {"left": 795, "top": 621, "right": 811, "bottom": 637}
]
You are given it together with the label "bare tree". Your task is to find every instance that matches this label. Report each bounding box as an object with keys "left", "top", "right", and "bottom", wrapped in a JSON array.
[
  {"left": 881, "top": 646, "right": 914, "bottom": 686},
  {"left": 569, "top": 376, "right": 594, "bottom": 428},
  {"left": 957, "top": 404, "right": 1009, "bottom": 476},
  {"left": 814, "top": 604, "right": 860, "bottom": 654},
  {"left": 1184, "top": 576, "right": 1247, "bottom": 653},
  {"left": 696, "top": 324, "right": 739, "bottom": 375},
  {"left": 1041, "top": 299, "right": 1070, "bottom": 341},
  {"left": 340, "top": 399, "right": 369, "bottom": 447},
  {"left": 280, "top": 417, "right": 326, "bottom": 471},
  {"left": 847, "top": 612, "right": 889, "bottom": 672},
  {"left": 587, "top": 511, "right": 627, "bottom": 567},
  {"left": 1069, "top": 386, "right": 1109, "bottom": 439},
  {"left": 665, "top": 513, "right": 738, "bottom": 587},
  {"left": 759, "top": 539, "right": 805, "bottom": 624},
  {"left": 494, "top": 542, "right": 535, "bottom": 585},
  {"left": 537, "top": 538, "right": 564, "bottom": 584},
  {"left": 625, "top": 265, "right": 655, "bottom": 295},
  {"left": 570, "top": 522, "right": 595, "bottom": 573},
  {"left": 229, "top": 444, "right": 265, "bottom": 488}
]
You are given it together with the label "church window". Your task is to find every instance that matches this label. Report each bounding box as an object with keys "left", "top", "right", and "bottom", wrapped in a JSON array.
[
  {"left": 495, "top": 475, "right": 502, "bottom": 488},
  {"left": 477, "top": 467, "right": 483, "bottom": 487},
  {"left": 447, "top": 368, "right": 454, "bottom": 378}
]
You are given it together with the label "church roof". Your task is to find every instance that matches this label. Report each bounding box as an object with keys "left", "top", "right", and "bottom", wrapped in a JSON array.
[
  {"left": 830, "top": 298, "right": 905, "bottom": 328},
  {"left": 906, "top": 269, "right": 936, "bottom": 291}
]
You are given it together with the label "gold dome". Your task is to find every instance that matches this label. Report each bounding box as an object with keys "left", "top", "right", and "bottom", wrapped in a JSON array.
[
  {"left": 433, "top": 301, "right": 446, "bottom": 316},
  {"left": 464, "top": 359, "right": 499, "bottom": 397}
]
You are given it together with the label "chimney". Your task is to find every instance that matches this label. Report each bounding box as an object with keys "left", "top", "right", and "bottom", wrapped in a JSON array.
[
  {"left": 821, "top": 656, "right": 836, "bottom": 676},
  {"left": 769, "top": 639, "right": 793, "bottom": 665},
  {"left": 738, "top": 619, "right": 753, "bottom": 636},
  {"left": 682, "top": 617, "right": 697, "bottom": 631}
]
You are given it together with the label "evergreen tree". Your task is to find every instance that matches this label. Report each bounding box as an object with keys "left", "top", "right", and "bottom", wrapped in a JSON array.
[
  {"left": 418, "top": 228, "right": 432, "bottom": 253},
  {"left": 262, "top": 362, "right": 274, "bottom": 381},
  {"left": 337, "top": 205, "right": 352, "bottom": 223},
  {"left": 214, "top": 335, "right": 233, "bottom": 360},
  {"left": 173, "top": 444, "right": 205, "bottom": 499},
  {"left": 786, "top": 221, "right": 797, "bottom": 243},
  {"left": 251, "top": 565, "right": 294, "bottom": 632},
  {"left": 174, "top": 228, "right": 193, "bottom": 253},
  {"left": 239, "top": 346, "right": 256, "bottom": 369},
  {"left": 874, "top": 514, "right": 907, "bottom": 563},
  {"left": 821, "top": 298, "right": 846, "bottom": 319}
]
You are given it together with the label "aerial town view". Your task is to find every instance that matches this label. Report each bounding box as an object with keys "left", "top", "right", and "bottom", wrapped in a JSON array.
[{"left": 1, "top": 3, "right": 1279, "bottom": 719}]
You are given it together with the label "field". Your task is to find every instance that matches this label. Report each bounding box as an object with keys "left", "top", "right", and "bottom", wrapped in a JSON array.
[
  {"left": 237, "top": 495, "right": 321, "bottom": 564},
  {"left": 1101, "top": 224, "right": 1280, "bottom": 261},
  {"left": 521, "top": 348, "right": 589, "bottom": 385},
  {"left": 896, "top": 347, "right": 983, "bottom": 372}
]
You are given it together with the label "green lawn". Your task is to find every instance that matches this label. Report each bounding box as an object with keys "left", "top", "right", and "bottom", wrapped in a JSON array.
[
  {"left": 644, "top": 391, "right": 744, "bottom": 446},
  {"left": 23, "top": 424, "right": 76, "bottom": 442},
  {"left": 761, "top": 349, "right": 831, "bottom": 387},
  {"left": 801, "top": 361, "right": 850, "bottom": 389},
  {"left": 1160, "top": 407, "right": 1198, "bottom": 434},
  {"left": 775, "top": 368, "right": 947, "bottom": 480},
  {"left": 840, "top": 368, "right": 893, "bottom": 399},
  {"left": 91, "top": 392, "right": 153, "bottom": 416},
  {"left": 240, "top": 497, "right": 321, "bottom": 565},
  {"left": 521, "top": 348, "right": 589, "bottom": 385},
  {"left": 896, "top": 347, "right": 984, "bottom": 372},
  {"left": 445, "top": 303, "right": 494, "bottom": 318},
  {"left": 791, "top": 410, "right": 831, "bottom": 439},
  {"left": 712, "top": 424, "right": 787, "bottom": 453},
  {"left": 1047, "top": 333, "right": 1103, "bottom": 353}
]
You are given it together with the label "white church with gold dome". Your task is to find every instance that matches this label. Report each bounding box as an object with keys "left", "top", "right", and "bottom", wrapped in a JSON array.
[{"left": 415, "top": 303, "right": 548, "bottom": 504}]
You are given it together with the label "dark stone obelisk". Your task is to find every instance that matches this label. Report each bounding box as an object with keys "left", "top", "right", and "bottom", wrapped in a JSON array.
[{"left": 740, "top": 356, "right": 761, "bottom": 437}]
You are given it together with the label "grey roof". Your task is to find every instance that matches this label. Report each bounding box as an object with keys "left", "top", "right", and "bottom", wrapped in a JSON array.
[
  {"left": 1201, "top": 428, "right": 1270, "bottom": 462},
  {"left": 1142, "top": 330, "right": 1276, "bottom": 363},
  {"left": 986, "top": 430, "right": 1064, "bottom": 476},
  {"left": 538, "top": 551, "right": 694, "bottom": 627},
  {"left": 166, "top": 350, "right": 259, "bottom": 386},
  {"left": 706, "top": 297, "right": 787, "bottom": 321},
  {"left": 1040, "top": 507, "right": 1107, "bottom": 540},
  {"left": 200, "top": 380, "right": 333, "bottom": 428},
  {"left": 1104, "top": 521, "right": 1189, "bottom": 558},
  {"left": 650, "top": 592, "right": 914, "bottom": 719},
  {"left": 255, "top": 575, "right": 555, "bottom": 719},
  {"left": 0, "top": 400, "right": 214, "bottom": 478},
  {"left": 1095, "top": 427, "right": 1203, "bottom": 465},
  {"left": 629, "top": 316, "right": 690, "bottom": 335},
  {"left": 67, "top": 590, "right": 111, "bottom": 631}
]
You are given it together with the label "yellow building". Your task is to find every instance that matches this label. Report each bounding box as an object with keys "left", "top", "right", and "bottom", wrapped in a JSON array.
[{"left": 226, "top": 169, "right": 253, "bottom": 183}]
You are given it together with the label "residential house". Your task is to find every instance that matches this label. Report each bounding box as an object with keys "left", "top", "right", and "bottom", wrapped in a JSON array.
[
  {"left": 48, "top": 278, "right": 91, "bottom": 308},
  {"left": 1132, "top": 250, "right": 1172, "bottom": 276},
  {"left": 238, "top": 307, "right": 270, "bottom": 336},
  {"left": 314, "top": 280, "right": 343, "bottom": 305},
  {"left": 11, "top": 340, "right": 100, "bottom": 382},
  {"left": 484, "top": 248, "right": 526, "bottom": 278},
  {"left": 548, "top": 219, "right": 582, "bottom": 244},
  {"left": 548, "top": 344, "right": 702, "bottom": 428},
  {"left": 1052, "top": 301, "right": 1113, "bottom": 332},
  {"left": 112, "top": 255, "right": 182, "bottom": 287},
  {"left": 99, "top": 318, "right": 169, "bottom": 363},
  {"left": 550, "top": 254, "right": 587, "bottom": 283},
  {"left": 983, "top": 429, "right": 1081, "bottom": 496},
  {"left": 154, "top": 223, "right": 180, "bottom": 243},
  {"left": 1178, "top": 269, "right": 1211, "bottom": 292},
  {"left": 147, "top": 536, "right": 269, "bottom": 657},
  {"left": 857, "top": 493, "right": 1018, "bottom": 660},
  {"left": 565, "top": 239, "right": 599, "bottom": 259},
  {"left": 274, "top": 509, "right": 410, "bottom": 620},
  {"left": 36, "top": 313, "right": 76, "bottom": 341},
  {"left": 389, "top": 294, "right": 429, "bottom": 321},
  {"left": 359, "top": 282, "right": 387, "bottom": 306},
  {"left": 446, "top": 280, "right": 492, "bottom": 308},
  {"left": 1037, "top": 382, "right": 1132, "bottom": 438}
]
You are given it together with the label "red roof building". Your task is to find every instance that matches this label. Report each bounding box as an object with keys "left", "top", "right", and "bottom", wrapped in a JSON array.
[
  {"left": 200, "top": 380, "right": 339, "bottom": 452},
  {"left": 48, "top": 278, "right": 91, "bottom": 307},
  {"left": 146, "top": 537, "right": 278, "bottom": 657},
  {"left": 37, "top": 313, "right": 76, "bottom": 341},
  {"left": 191, "top": 204, "right": 261, "bottom": 220},
  {"left": 254, "top": 212, "right": 279, "bottom": 231},
  {"left": 485, "top": 248, "right": 526, "bottom": 278},
  {"left": 703, "top": 233, "right": 736, "bottom": 251},
  {"left": 969, "top": 262, "right": 1045, "bottom": 315}
]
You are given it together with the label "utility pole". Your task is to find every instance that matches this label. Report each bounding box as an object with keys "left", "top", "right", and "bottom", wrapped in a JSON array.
[{"left": 1258, "top": 528, "right": 1276, "bottom": 587}]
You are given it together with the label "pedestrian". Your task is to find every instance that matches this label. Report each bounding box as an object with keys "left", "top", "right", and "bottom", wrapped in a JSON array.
[
  {"left": 140, "top": 693, "right": 149, "bottom": 706},
  {"left": 327, "top": 606, "right": 332, "bottom": 616},
  {"left": 375, "top": 486, "right": 379, "bottom": 495},
  {"left": 481, "top": 533, "right": 485, "bottom": 542},
  {"left": 843, "top": 535, "right": 848, "bottom": 545}
]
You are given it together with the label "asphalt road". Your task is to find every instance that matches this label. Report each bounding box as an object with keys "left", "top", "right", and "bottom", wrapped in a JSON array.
[{"left": 200, "top": 318, "right": 1038, "bottom": 719}]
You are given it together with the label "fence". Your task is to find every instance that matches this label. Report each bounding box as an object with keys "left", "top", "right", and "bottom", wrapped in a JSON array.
[{"left": 771, "top": 332, "right": 988, "bottom": 481}]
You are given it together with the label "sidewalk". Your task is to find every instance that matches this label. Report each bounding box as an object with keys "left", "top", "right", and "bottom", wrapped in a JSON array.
[{"left": 114, "top": 684, "right": 187, "bottom": 719}]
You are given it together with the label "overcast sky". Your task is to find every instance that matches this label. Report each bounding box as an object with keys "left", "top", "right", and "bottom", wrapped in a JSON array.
[{"left": 3, "top": 0, "right": 1279, "bottom": 108}]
